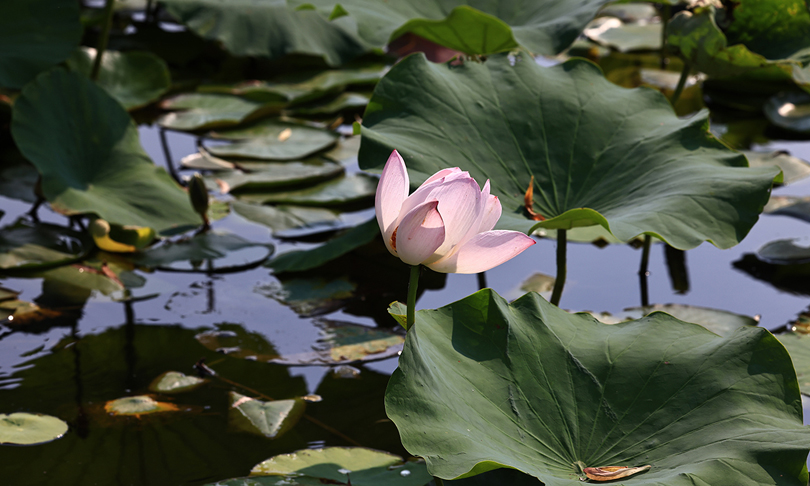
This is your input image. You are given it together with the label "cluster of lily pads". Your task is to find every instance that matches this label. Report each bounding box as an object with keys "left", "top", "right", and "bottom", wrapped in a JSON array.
[{"left": 3, "top": 0, "right": 810, "bottom": 485}]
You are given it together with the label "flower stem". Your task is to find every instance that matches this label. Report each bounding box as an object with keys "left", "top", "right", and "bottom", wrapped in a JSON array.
[
  {"left": 550, "top": 229, "right": 567, "bottom": 306},
  {"left": 91, "top": 0, "right": 116, "bottom": 82},
  {"left": 638, "top": 234, "right": 652, "bottom": 307},
  {"left": 433, "top": 477, "right": 444, "bottom": 486},
  {"left": 670, "top": 62, "right": 690, "bottom": 106},
  {"left": 406, "top": 265, "right": 421, "bottom": 331}
]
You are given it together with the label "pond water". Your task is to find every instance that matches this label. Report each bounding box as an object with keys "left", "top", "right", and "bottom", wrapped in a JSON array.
[{"left": 3, "top": 64, "right": 810, "bottom": 486}]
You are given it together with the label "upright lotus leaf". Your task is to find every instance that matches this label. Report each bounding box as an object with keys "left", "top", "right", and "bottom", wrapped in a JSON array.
[
  {"left": 290, "top": 0, "right": 613, "bottom": 56},
  {"left": 385, "top": 289, "right": 810, "bottom": 483},
  {"left": 359, "top": 53, "right": 779, "bottom": 249},
  {"left": 0, "top": 0, "right": 82, "bottom": 89},
  {"left": 0, "top": 413, "right": 68, "bottom": 445},
  {"left": 66, "top": 47, "right": 171, "bottom": 111},
  {"left": 161, "top": 0, "right": 369, "bottom": 66},
  {"left": 11, "top": 69, "right": 201, "bottom": 235}
]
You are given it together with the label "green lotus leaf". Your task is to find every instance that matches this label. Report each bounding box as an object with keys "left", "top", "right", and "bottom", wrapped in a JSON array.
[
  {"left": 158, "top": 93, "right": 283, "bottom": 131},
  {"left": 289, "top": 0, "right": 613, "bottom": 56},
  {"left": 66, "top": 48, "right": 171, "bottom": 111},
  {"left": 201, "top": 65, "right": 385, "bottom": 105},
  {"left": 160, "top": 0, "right": 369, "bottom": 66},
  {"left": 104, "top": 395, "right": 180, "bottom": 416},
  {"left": 744, "top": 149, "right": 810, "bottom": 185},
  {"left": 0, "top": 221, "right": 88, "bottom": 271},
  {"left": 584, "top": 17, "right": 661, "bottom": 53},
  {"left": 246, "top": 447, "right": 432, "bottom": 486},
  {"left": 0, "top": 0, "right": 82, "bottom": 89},
  {"left": 11, "top": 69, "right": 201, "bottom": 235},
  {"left": 757, "top": 237, "right": 810, "bottom": 265},
  {"left": 590, "top": 303, "right": 759, "bottom": 337},
  {"left": 359, "top": 53, "right": 779, "bottom": 250},
  {"left": 207, "top": 120, "right": 339, "bottom": 160},
  {"left": 0, "top": 148, "right": 40, "bottom": 203},
  {"left": 148, "top": 371, "right": 207, "bottom": 393},
  {"left": 0, "top": 413, "right": 68, "bottom": 445},
  {"left": 228, "top": 391, "right": 305, "bottom": 439},
  {"left": 385, "top": 289, "right": 810, "bottom": 483},
  {"left": 132, "top": 232, "right": 273, "bottom": 272},
  {"left": 765, "top": 195, "right": 810, "bottom": 223},
  {"left": 721, "top": 0, "right": 810, "bottom": 61},
  {"left": 777, "top": 332, "right": 810, "bottom": 395},
  {"left": 268, "top": 218, "right": 379, "bottom": 273},
  {"left": 292, "top": 92, "right": 370, "bottom": 115},
  {"left": 205, "top": 160, "right": 344, "bottom": 193},
  {"left": 231, "top": 201, "right": 343, "bottom": 235},
  {"left": 237, "top": 173, "right": 376, "bottom": 208},
  {"left": 764, "top": 91, "right": 810, "bottom": 133}
]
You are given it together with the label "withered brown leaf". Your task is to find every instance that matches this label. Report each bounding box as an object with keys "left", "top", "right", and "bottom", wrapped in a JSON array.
[
  {"left": 582, "top": 465, "right": 651, "bottom": 482},
  {"left": 524, "top": 175, "right": 545, "bottom": 221}
]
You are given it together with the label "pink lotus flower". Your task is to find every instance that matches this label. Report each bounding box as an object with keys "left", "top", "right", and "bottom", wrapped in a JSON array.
[{"left": 375, "top": 150, "right": 536, "bottom": 273}]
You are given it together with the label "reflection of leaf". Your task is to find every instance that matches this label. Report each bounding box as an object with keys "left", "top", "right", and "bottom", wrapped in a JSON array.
[
  {"left": 66, "top": 48, "right": 171, "bottom": 111},
  {"left": 228, "top": 391, "right": 305, "bottom": 439},
  {"left": 0, "top": 413, "right": 68, "bottom": 445},
  {"left": 386, "top": 289, "right": 810, "bottom": 483},
  {"left": 359, "top": 53, "right": 779, "bottom": 250},
  {"left": 238, "top": 173, "right": 377, "bottom": 208},
  {"left": 0, "top": 221, "right": 87, "bottom": 271},
  {"left": 0, "top": 0, "right": 82, "bottom": 89},
  {"left": 259, "top": 276, "right": 356, "bottom": 316},
  {"left": 195, "top": 323, "right": 280, "bottom": 362},
  {"left": 132, "top": 232, "right": 273, "bottom": 272},
  {"left": 250, "top": 447, "right": 432, "bottom": 486},
  {"left": 11, "top": 69, "right": 201, "bottom": 234}
]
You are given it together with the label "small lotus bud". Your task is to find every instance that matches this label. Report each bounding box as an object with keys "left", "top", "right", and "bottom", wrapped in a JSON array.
[{"left": 188, "top": 173, "right": 209, "bottom": 222}]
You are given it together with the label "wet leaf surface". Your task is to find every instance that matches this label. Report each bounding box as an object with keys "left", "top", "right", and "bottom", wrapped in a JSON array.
[
  {"left": 228, "top": 391, "right": 305, "bottom": 439},
  {"left": 148, "top": 371, "right": 207, "bottom": 393},
  {"left": 386, "top": 289, "right": 809, "bottom": 484},
  {"left": 0, "top": 413, "right": 68, "bottom": 445},
  {"left": 104, "top": 395, "right": 180, "bottom": 416}
]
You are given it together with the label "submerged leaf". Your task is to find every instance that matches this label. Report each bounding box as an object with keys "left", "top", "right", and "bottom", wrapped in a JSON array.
[{"left": 0, "top": 413, "right": 68, "bottom": 445}]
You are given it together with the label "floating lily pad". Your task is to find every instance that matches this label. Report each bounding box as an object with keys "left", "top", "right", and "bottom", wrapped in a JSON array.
[
  {"left": 385, "top": 289, "right": 810, "bottom": 483},
  {"left": 149, "top": 371, "right": 207, "bottom": 394},
  {"left": 207, "top": 122, "right": 339, "bottom": 161},
  {"left": 206, "top": 160, "right": 344, "bottom": 193},
  {"left": 733, "top": 253, "right": 810, "bottom": 296},
  {"left": 764, "top": 91, "right": 810, "bottom": 133},
  {"left": 259, "top": 277, "right": 356, "bottom": 316},
  {"left": 757, "top": 237, "right": 810, "bottom": 265},
  {"left": 359, "top": 53, "right": 778, "bottom": 250},
  {"left": 269, "top": 218, "right": 379, "bottom": 273},
  {"left": 66, "top": 47, "right": 171, "bottom": 111},
  {"left": 104, "top": 395, "right": 179, "bottom": 416},
  {"left": 238, "top": 173, "right": 376, "bottom": 208},
  {"left": 195, "top": 323, "right": 280, "bottom": 361},
  {"left": 519, "top": 273, "right": 556, "bottom": 294},
  {"left": 158, "top": 93, "right": 282, "bottom": 131},
  {"left": 591, "top": 303, "right": 759, "bottom": 337},
  {"left": 247, "top": 447, "right": 432, "bottom": 486},
  {"left": 11, "top": 69, "right": 201, "bottom": 234},
  {"left": 776, "top": 332, "right": 810, "bottom": 395},
  {"left": 133, "top": 232, "right": 273, "bottom": 272},
  {"left": 231, "top": 201, "right": 343, "bottom": 235},
  {"left": 0, "top": 413, "right": 68, "bottom": 445},
  {"left": 203, "top": 66, "right": 386, "bottom": 105},
  {"left": 162, "top": 0, "right": 369, "bottom": 66},
  {"left": 0, "top": 221, "right": 88, "bottom": 271},
  {"left": 291, "top": 91, "right": 370, "bottom": 115},
  {"left": 743, "top": 150, "right": 810, "bottom": 185},
  {"left": 764, "top": 195, "right": 810, "bottom": 223},
  {"left": 289, "top": 0, "right": 613, "bottom": 56},
  {"left": 0, "top": 299, "right": 65, "bottom": 325},
  {"left": 584, "top": 17, "right": 661, "bottom": 52},
  {"left": 0, "top": 0, "right": 82, "bottom": 89},
  {"left": 228, "top": 391, "right": 305, "bottom": 440}
]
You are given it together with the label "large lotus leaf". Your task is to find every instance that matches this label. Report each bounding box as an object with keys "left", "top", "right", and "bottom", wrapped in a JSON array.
[
  {"left": 290, "top": 0, "right": 612, "bottom": 56},
  {"left": 385, "top": 289, "right": 810, "bottom": 483},
  {"left": 0, "top": 0, "right": 82, "bottom": 89},
  {"left": 231, "top": 201, "right": 343, "bottom": 235},
  {"left": 721, "top": 0, "right": 810, "bottom": 61},
  {"left": 744, "top": 149, "right": 810, "bottom": 185},
  {"left": 777, "top": 333, "right": 810, "bottom": 395},
  {"left": 359, "top": 53, "right": 779, "bottom": 250},
  {"left": 591, "top": 303, "right": 759, "bottom": 337},
  {"left": 238, "top": 173, "right": 376, "bottom": 207},
  {"left": 11, "top": 69, "right": 201, "bottom": 235},
  {"left": 269, "top": 218, "right": 379, "bottom": 272},
  {"left": 66, "top": 47, "right": 171, "bottom": 111},
  {"left": 733, "top": 253, "right": 810, "bottom": 296},
  {"left": 158, "top": 93, "right": 282, "bottom": 131},
  {"left": 161, "top": 0, "right": 369, "bottom": 66}
]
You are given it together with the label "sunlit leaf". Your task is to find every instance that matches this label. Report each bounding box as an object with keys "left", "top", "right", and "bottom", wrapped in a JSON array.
[
  {"left": 104, "top": 395, "right": 180, "bottom": 417},
  {"left": 386, "top": 289, "right": 810, "bottom": 483},
  {"left": 149, "top": 371, "right": 207, "bottom": 393},
  {"left": 11, "top": 69, "right": 201, "bottom": 234},
  {"left": 359, "top": 53, "right": 779, "bottom": 250},
  {"left": 228, "top": 391, "right": 305, "bottom": 440},
  {"left": 764, "top": 91, "right": 810, "bottom": 133},
  {"left": 0, "top": 413, "right": 68, "bottom": 445},
  {"left": 584, "top": 17, "right": 661, "bottom": 52},
  {"left": 237, "top": 173, "right": 376, "bottom": 208},
  {"left": 195, "top": 323, "right": 280, "bottom": 361},
  {"left": 0, "top": 299, "right": 65, "bottom": 326},
  {"left": 273, "top": 319, "right": 403, "bottom": 365},
  {"left": 0, "top": 0, "right": 82, "bottom": 89},
  {"left": 744, "top": 149, "right": 810, "bottom": 185},
  {"left": 66, "top": 47, "right": 171, "bottom": 111}
]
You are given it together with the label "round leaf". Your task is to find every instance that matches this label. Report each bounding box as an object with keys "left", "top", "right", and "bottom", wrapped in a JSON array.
[
  {"left": 757, "top": 237, "right": 810, "bottom": 265},
  {"left": 104, "top": 395, "right": 179, "bottom": 416},
  {"left": 359, "top": 53, "right": 779, "bottom": 250},
  {"left": 0, "top": 221, "right": 88, "bottom": 270},
  {"left": 207, "top": 120, "right": 339, "bottom": 160},
  {"left": 0, "top": 413, "right": 68, "bottom": 445},
  {"left": 385, "top": 289, "right": 810, "bottom": 484},
  {"left": 148, "top": 371, "right": 207, "bottom": 393},
  {"left": 11, "top": 69, "right": 201, "bottom": 234}
]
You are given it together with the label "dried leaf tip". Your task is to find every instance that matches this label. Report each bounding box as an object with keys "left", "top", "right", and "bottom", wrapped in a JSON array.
[
  {"left": 581, "top": 465, "right": 651, "bottom": 482},
  {"left": 524, "top": 175, "right": 545, "bottom": 221}
]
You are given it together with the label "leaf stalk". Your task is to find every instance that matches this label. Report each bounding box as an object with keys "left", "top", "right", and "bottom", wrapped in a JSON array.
[
  {"left": 91, "top": 0, "right": 116, "bottom": 82},
  {"left": 550, "top": 229, "right": 567, "bottom": 306}
]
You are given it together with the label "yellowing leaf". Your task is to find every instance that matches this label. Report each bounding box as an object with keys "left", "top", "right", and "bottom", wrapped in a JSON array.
[{"left": 583, "top": 465, "right": 651, "bottom": 481}]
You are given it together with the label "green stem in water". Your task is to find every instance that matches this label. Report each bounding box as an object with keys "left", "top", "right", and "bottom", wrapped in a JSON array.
[
  {"left": 670, "top": 62, "right": 690, "bottom": 106},
  {"left": 406, "top": 265, "right": 420, "bottom": 331},
  {"left": 639, "top": 234, "right": 652, "bottom": 307},
  {"left": 90, "top": 0, "right": 116, "bottom": 82},
  {"left": 550, "top": 229, "right": 567, "bottom": 306}
]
